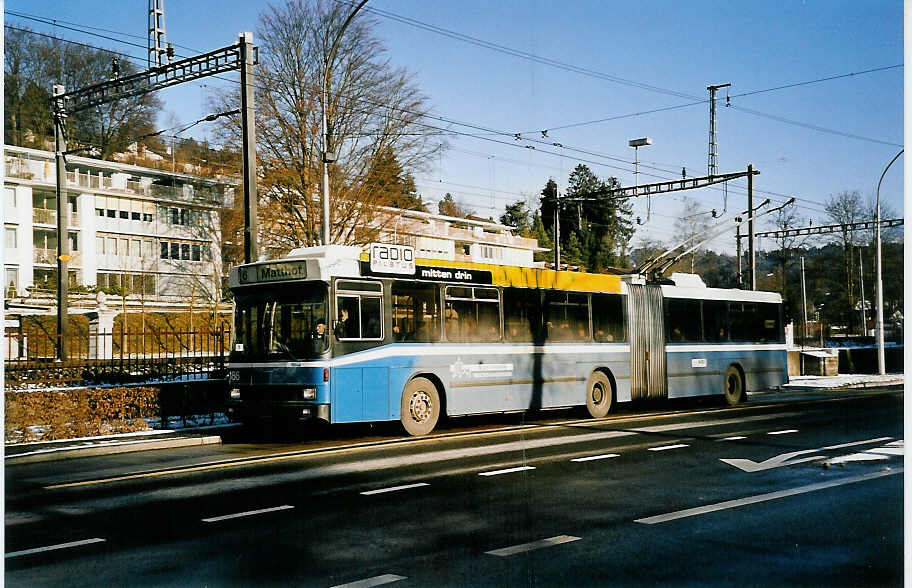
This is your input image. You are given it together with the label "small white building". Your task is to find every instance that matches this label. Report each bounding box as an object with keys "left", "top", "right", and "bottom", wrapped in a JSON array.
[{"left": 3, "top": 144, "right": 234, "bottom": 304}]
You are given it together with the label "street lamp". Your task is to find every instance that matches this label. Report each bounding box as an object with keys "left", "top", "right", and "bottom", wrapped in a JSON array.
[
  {"left": 321, "top": 0, "right": 369, "bottom": 246},
  {"left": 629, "top": 137, "right": 652, "bottom": 224},
  {"left": 873, "top": 148, "right": 902, "bottom": 375}
]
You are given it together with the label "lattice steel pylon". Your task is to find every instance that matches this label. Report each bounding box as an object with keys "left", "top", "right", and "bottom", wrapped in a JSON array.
[
  {"left": 148, "top": 0, "right": 170, "bottom": 68},
  {"left": 707, "top": 82, "right": 731, "bottom": 177}
]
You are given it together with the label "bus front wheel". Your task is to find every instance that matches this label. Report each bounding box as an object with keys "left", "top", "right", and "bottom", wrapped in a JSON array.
[
  {"left": 400, "top": 377, "right": 440, "bottom": 436},
  {"left": 723, "top": 365, "right": 744, "bottom": 406},
  {"left": 585, "top": 371, "right": 613, "bottom": 419}
]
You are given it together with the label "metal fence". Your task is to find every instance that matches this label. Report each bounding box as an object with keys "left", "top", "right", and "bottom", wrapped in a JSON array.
[{"left": 3, "top": 328, "right": 229, "bottom": 389}]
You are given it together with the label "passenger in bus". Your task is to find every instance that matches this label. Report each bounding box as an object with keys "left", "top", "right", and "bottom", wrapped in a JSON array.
[
  {"left": 670, "top": 326, "right": 684, "bottom": 342},
  {"left": 335, "top": 308, "right": 350, "bottom": 339}
]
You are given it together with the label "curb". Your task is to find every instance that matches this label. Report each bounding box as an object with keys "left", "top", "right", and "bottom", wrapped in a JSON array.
[{"left": 5, "top": 435, "right": 222, "bottom": 465}]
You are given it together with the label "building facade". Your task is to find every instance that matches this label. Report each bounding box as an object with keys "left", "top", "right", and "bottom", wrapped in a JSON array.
[{"left": 3, "top": 145, "right": 233, "bottom": 305}]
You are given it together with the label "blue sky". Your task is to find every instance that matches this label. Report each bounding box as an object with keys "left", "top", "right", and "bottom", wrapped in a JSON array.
[{"left": 5, "top": 0, "right": 904, "bottom": 252}]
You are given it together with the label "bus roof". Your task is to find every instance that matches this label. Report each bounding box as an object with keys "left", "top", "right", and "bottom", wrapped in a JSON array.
[{"left": 660, "top": 272, "right": 782, "bottom": 303}]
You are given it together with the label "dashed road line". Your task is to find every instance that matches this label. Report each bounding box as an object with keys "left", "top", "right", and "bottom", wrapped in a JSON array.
[
  {"left": 479, "top": 465, "right": 536, "bottom": 477},
  {"left": 202, "top": 505, "right": 294, "bottom": 523},
  {"left": 718, "top": 436, "right": 747, "bottom": 441},
  {"left": 329, "top": 574, "right": 407, "bottom": 588},
  {"left": 767, "top": 429, "right": 799, "bottom": 435},
  {"left": 6, "top": 538, "right": 106, "bottom": 559},
  {"left": 648, "top": 444, "right": 689, "bottom": 452},
  {"left": 571, "top": 453, "right": 620, "bottom": 462},
  {"left": 360, "top": 483, "right": 429, "bottom": 495},
  {"left": 486, "top": 535, "right": 581, "bottom": 557},
  {"left": 635, "top": 468, "right": 902, "bottom": 524}
]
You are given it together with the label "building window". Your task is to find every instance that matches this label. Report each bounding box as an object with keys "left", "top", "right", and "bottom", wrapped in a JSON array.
[
  {"left": 107, "top": 237, "right": 117, "bottom": 255},
  {"left": 180, "top": 209, "right": 188, "bottom": 225},
  {"left": 142, "top": 213, "right": 153, "bottom": 222},
  {"left": 131, "top": 212, "right": 141, "bottom": 221},
  {"left": 170, "top": 242, "right": 180, "bottom": 260},
  {"left": 68, "top": 195, "right": 78, "bottom": 214},
  {"left": 119, "top": 238, "right": 128, "bottom": 256},
  {"left": 119, "top": 210, "right": 129, "bottom": 219},
  {"left": 480, "top": 245, "right": 503, "bottom": 260},
  {"left": 144, "top": 240, "right": 154, "bottom": 258},
  {"left": 97, "top": 237, "right": 105, "bottom": 255},
  {"left": 170, "top": 208, "right": 179, "bottom": 225},
  {"left": 181, "top": 243, "right": 190, "bottom": 260},
  {"left": 161, "top": 242, "right": 169, "bottom": 259},
  {"left": 5, "top": 187, "right": 16, "bottom": 208},
  {"left": 5, "top": 267, "right": 19, "bottom": 295},
  {"left": 32, "top": 191, "right": 56, "bottom": 211},
  {"left": 96, "top": 208, "right": 104, "bottom": 216},
  {"left": 192, "top": 244, "right": 201, "bottom": 261},
  {"left": 33, "top": 229, "right": 57, "bottom": 252},
  {"left": 107, "top": 209, "right": 116, "bottom": 218},
  {"left": 5, "top": 227, "right": 17, "bottom": 249},
  {"left": 69, "top": 232, "right": 79, "bottom": 251},
  {"left": 131, "top": 239, "right": 141, "bottom": 257}
]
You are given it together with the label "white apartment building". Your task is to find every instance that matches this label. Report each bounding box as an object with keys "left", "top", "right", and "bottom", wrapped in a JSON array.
[
  {"left": 3, "top": 145, "right": 233, "bottom": 304},
  {"left": 374, "top": 206, "right": 544, "bottom": 267}
]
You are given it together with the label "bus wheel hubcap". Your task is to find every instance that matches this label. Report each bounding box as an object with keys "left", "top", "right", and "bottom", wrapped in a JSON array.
[
  {"left": 410, "top": 391, "right": 432, "bottom": 422},
  {"left": 592, "top": 383, "right": 604, "bottom": 405}
]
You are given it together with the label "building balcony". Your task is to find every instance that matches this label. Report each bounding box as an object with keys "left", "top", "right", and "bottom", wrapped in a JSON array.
[
  {"left": 32, "top": 209, "right": 79, "bottom": 226},
  {"left": 33, "top": 249, "right": 82, "bottom": 266}
]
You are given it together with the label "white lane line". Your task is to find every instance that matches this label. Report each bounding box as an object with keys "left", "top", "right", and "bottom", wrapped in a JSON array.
[
  {"left": 202, "top": 505, "right": 294, "bottom": 523},
  {"left": 6, "top": 537, "right": 106, "bottom": 559},
  {"left": 718, "top": 436, "right": 747, "bottom": 441},
  {"left": 767, "top": 429, "right": 799, "bottom": 435},
  {"left": 571, "top": 453, "right": 620, "bottom": 462},
  {"left": 486, "top": 535, "right": 581, "bottom": 557},
  {"left": 329, "top": 574, "right": 407, "bottom": 588},
  {"left": 635, "top": 468, "right": 902, "bottom": 525},
  {"left": 360, "top": 483, "right": 429, "bottom": 495},
  {"left": 479, "top": 465, "right": 536, "bottom": 477},
  {"left": 648, "top": 444, "right": 689, "bottom": 452}
]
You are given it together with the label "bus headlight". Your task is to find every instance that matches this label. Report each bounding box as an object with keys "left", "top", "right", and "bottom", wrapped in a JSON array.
[
  {"left": 300, "top": 387, "right": 317, "bottom": 400},
  {"left": 229, "top": 388, "right": 241, "bottom": 400}
]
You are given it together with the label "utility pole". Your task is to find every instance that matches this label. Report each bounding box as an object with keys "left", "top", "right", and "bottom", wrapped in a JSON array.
[
  {"left": 53, "top": 85, "right": 70, "bottom": 361},
  {"left": 239, "top": 32, "right": 259, "bottom": 263},
  {"left": 735, "top": 222, "right": 742, "bottom": 287},
  {"left": 553, "top": 187, "right": 561, "bottom": 270},
  {"left": 800, "top": 256, "right": 808, "bottom": 347},
  {"left": 148, "top": 0, "right": 172, "bottom": 68},
  {"left": 707, "top": 83, "right": 731, "bottom": 177},
  {"left": 747, "top": 163, "right": 755, "bottom": 290},
  {"left": 859, "top": 251, "right": 866, "bottom": 336}
]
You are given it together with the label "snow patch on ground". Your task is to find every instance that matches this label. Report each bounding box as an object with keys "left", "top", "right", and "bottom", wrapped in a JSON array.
[{"left": 785, "top": 374, "right": 903, "bottom": 388}]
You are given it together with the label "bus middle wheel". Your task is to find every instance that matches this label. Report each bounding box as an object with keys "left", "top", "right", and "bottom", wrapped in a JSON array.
[
  {"left": 723, "top": 365, "right": 745, "bottom": 406},
  {"left": 586, "top": 371, "right": 613, "bottom": 419},
  {"left": 400, "top": 377, "right": 440, "bottom": 436}
]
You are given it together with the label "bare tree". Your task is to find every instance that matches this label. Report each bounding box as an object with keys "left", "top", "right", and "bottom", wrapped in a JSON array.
[
  {"left": 672, "top": 197, "right": 711, "bottom": 274},
  {"left": 210, "top": 0, "right": 444, "bottom": 253},
  {"left": 766, "top": 206, "right": 807, "bottom": 294},
  {"left": 825, "top": 190, "right": 864, "bottom": 323}
]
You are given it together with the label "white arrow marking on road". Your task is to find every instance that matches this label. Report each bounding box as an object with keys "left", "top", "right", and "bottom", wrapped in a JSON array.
[
  {"left": 721, "top": 436, "right": 893, "bottom": 472},
  {"left": 825, "top": 440, "right": 903, "bottom": 466}
]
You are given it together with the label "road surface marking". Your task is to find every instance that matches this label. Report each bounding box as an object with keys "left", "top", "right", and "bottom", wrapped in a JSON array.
[
  {"left": 486, "top": 535, "right": 581, "bottom": 556},
  {"left": 721, "top": 436, "right": 893, "bottom": 472},
  {"left": 648, "top": 444, "right": 689, "bottom": 452},
  {"left": 767, "top": 429, "right": 799, "bottom": 435},
  {"left": 42, "top": 411, "right": 806, "bottom": 490},
  {"left": 825, "top": 440, "right": 904, "bottom": 466},
  {"left": 202, "top": 505, "right": 294, "bottom": 523},
  {"left": 479, "top": 465, "right": 535, "bottom": 477},
  {"left": 571, "top": 453, "right": 620, "bottom": 462},
  {"left": 635, "top": 468, "right": 902, "bottom": 524},
  {"left": 6, "top": 538, "right": 106, "bottom": 559},
  {"left": 329, "top": 574, "right": 406, "bottom": 588},
  {"left": 360, "top": 483, "right": 429, "bottom": 495},
  {"left": 718, "top": 436, "right": 746, "bottom": 441}
]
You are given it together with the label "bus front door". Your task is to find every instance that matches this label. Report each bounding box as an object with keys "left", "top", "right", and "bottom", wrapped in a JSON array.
[{"left": 627, "top": 284, "right": 667, "bottom": 400}]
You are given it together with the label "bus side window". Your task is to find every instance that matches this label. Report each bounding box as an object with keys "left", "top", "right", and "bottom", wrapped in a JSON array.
[
  {"left": 392, "top": 281, "right": 441, "bottom": 342},
  {"left": 503, "top": 287, "right": 541, "bottom": 342},
  {"left": 592, "top": 293, "right": 625, "bottom": 342},
  {"left": 445, "top": 287, "right": 500, "bottom": 342},
  {"left": 703, "top": 299, "right": 728, "bottom": 342}
]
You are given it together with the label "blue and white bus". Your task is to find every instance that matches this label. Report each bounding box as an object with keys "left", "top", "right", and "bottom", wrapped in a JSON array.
[{"left": 226, "top": 244, "right": 786, "bottom": 435}]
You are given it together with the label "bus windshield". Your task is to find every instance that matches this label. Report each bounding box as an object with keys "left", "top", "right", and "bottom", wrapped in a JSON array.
[{"left": 233, "top": 284, "right": 329, "bottom": 360}]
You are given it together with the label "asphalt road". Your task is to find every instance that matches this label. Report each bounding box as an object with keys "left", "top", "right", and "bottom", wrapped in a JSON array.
[{"left": 5, "top": 388, "right": 904, "bottom": 587}]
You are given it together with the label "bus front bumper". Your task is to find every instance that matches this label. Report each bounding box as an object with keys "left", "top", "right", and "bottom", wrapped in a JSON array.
[{"left": 226, "top": 399, "right": 330, "bottom": 423}]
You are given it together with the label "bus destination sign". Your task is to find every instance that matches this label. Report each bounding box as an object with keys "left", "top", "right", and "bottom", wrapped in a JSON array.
[
  {"left": 239, "top": 261, "right": 307, "bottom": 284},
  {"left": 370, "top": 243, "right": 416, "bottom": 275}
]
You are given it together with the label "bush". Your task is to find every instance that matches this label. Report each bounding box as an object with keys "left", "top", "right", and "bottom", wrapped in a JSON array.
[{"left": 5, "top": 387, "right": 159, "bottom": 443}]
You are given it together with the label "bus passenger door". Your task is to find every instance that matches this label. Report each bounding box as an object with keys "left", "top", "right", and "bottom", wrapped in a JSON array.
[{"left": 627, "top": 284, "right": 667, "bottom": 400}]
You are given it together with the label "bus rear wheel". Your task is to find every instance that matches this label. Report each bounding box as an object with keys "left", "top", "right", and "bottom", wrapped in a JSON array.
[
  {"left": 586, "top": 371, "right": 613, "bottom": 419},
  {"left": 723, "top": 365, "right": 744, "bottom": 406},
  {"left": 401, "top": 377, "right": 440, "bottom": 436}
]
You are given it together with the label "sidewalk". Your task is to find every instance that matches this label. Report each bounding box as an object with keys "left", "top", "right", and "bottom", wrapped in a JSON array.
[
  {"left": 784, "top": 373, "right": 904, "bottom": 389},
  {"left": 4, "top": 425, "right": 231, "bottom": 464}
]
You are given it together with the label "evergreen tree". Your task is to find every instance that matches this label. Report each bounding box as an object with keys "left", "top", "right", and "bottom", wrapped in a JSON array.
[{"left": 500, "top": 200, "right": 533, "bottom": 235}]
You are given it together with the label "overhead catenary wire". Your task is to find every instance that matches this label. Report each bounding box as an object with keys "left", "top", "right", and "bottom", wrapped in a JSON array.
[{"left": 3, "top": 14, "right": 867, "bottom": 220}]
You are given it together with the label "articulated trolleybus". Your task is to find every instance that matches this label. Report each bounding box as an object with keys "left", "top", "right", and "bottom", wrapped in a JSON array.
[{"left": 226, "top": 243, "right": 786, "bottom": 435}]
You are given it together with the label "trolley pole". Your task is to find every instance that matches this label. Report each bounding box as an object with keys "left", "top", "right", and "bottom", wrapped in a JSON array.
[{"left": 53, "top": 85, "right": 70, "bottom": 361}]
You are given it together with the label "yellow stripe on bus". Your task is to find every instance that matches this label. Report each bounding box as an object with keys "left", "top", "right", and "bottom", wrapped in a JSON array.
[{"left": 358, "top": 254, "right": 622, "bottom": 294}]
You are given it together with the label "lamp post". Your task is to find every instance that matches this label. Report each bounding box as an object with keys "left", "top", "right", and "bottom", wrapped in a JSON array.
[
  {"left": 321, "top": 0, "right": 369, "bottom": 246},
  {"left": 873, "top": 148, "right": 902, "bottom": 375}
]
